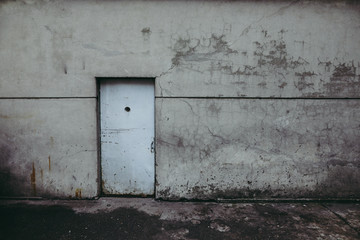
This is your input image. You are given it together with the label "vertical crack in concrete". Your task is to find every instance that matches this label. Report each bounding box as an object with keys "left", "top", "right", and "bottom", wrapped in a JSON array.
[
  {"left": 157, "top": 65, "right": 176, "bottom": 97},
  {"left": 157, "top": 80, "right": 164, "bottom": 97}
]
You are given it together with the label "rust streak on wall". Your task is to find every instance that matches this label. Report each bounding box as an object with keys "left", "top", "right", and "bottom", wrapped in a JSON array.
[
  {"left": 48, "top": 156, "right": 51, "bottom": 171},
  {"left": 75, "top": 188, "right": 82, "bottom": 199}
]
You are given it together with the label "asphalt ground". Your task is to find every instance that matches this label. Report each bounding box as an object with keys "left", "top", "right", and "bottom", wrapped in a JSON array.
[{"left": 0, "top": 198, "right": 359, "bottom": 240}]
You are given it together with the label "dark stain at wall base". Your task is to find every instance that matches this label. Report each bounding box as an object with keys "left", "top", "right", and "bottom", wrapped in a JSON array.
[
  {"left": 157, "top": 164, "right": 360, "bottom": 200},
  {"left": 30, "top": 162, "right": 36, "bottom": 196},
  {"left": 0, "top": 144, "right": 29, "bottom": 196},
  {"left": 157, "top": 187, "right": 273, "bottom": 201},
  {"left": 316, "top": 165, "right": 360, "bottom": 198}
]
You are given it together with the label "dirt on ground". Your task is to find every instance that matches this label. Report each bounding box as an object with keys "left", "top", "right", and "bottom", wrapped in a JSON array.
[{"left": 0, "top": 198, "right": 359, "bottom": 240}]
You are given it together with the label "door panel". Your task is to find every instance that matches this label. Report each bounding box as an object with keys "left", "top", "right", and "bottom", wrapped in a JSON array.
[{"left": 100, "top": 78, "right": 154, "bottom": 195}]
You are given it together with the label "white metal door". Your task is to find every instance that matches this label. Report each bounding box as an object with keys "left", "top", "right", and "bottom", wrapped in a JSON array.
[{"left": 100, "top": 78, "right": 154, "bottom": 195}]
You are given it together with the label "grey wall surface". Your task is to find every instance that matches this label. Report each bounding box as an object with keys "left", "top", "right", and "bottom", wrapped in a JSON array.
[
  {"left": 156, "top": 99, "right": 360, "bottom": 199},
  {"left": 0, "top": 0, "right": 359, "bottom": 199},
  {"left": 0, "top": 99, "right": 97, "bottom": 198}
]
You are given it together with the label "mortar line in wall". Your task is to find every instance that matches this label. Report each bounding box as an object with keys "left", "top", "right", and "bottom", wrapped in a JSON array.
[
  {"left": 155, "top": 96, "right": 360, "bottom": 100},
  {"left": 0, "top": 97, "right": 97, "bottom": 100}
]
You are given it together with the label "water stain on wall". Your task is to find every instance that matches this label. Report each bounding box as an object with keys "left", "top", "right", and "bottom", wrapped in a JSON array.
[
  {"left": 0, "top": 139, "right": 29, "bottom": 196},
  {"left": 30, "top": 162, "right": 36, "bottom": 196}
]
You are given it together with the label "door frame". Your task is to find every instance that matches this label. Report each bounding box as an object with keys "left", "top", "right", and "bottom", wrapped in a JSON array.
[{"left": 95, "top": 77, "right": 156, "bottom": 197}]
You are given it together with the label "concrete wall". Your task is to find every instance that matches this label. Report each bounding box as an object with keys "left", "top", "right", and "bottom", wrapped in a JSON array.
[
  {"left": 156, "top": 99, "right": 360, "bottom": 199},
  {"left": 0, "top": 0, "right": 359, "bottom": 199}
]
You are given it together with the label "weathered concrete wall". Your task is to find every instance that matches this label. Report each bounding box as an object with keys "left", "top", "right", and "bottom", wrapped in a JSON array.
[
  {"left": 156, "top": 99, "right": 360, "bottom": 199},
  {"left": 0, "top": 99, "right": 97, "bottom": 198},
  {"left": 1, "top": 1, "right": 359, "bottom": 98},
  {"left": 0, "top": 0, "right": 359, "bottom": 199}
]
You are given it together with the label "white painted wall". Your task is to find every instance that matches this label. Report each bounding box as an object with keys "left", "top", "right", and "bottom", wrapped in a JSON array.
[{"left": 0, "top": 0, "right": 359, "bottom": 199}]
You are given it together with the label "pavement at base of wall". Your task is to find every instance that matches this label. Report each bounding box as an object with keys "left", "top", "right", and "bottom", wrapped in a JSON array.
[{"left": 0, "top": 198, "right": 359, "bottom": 240}]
